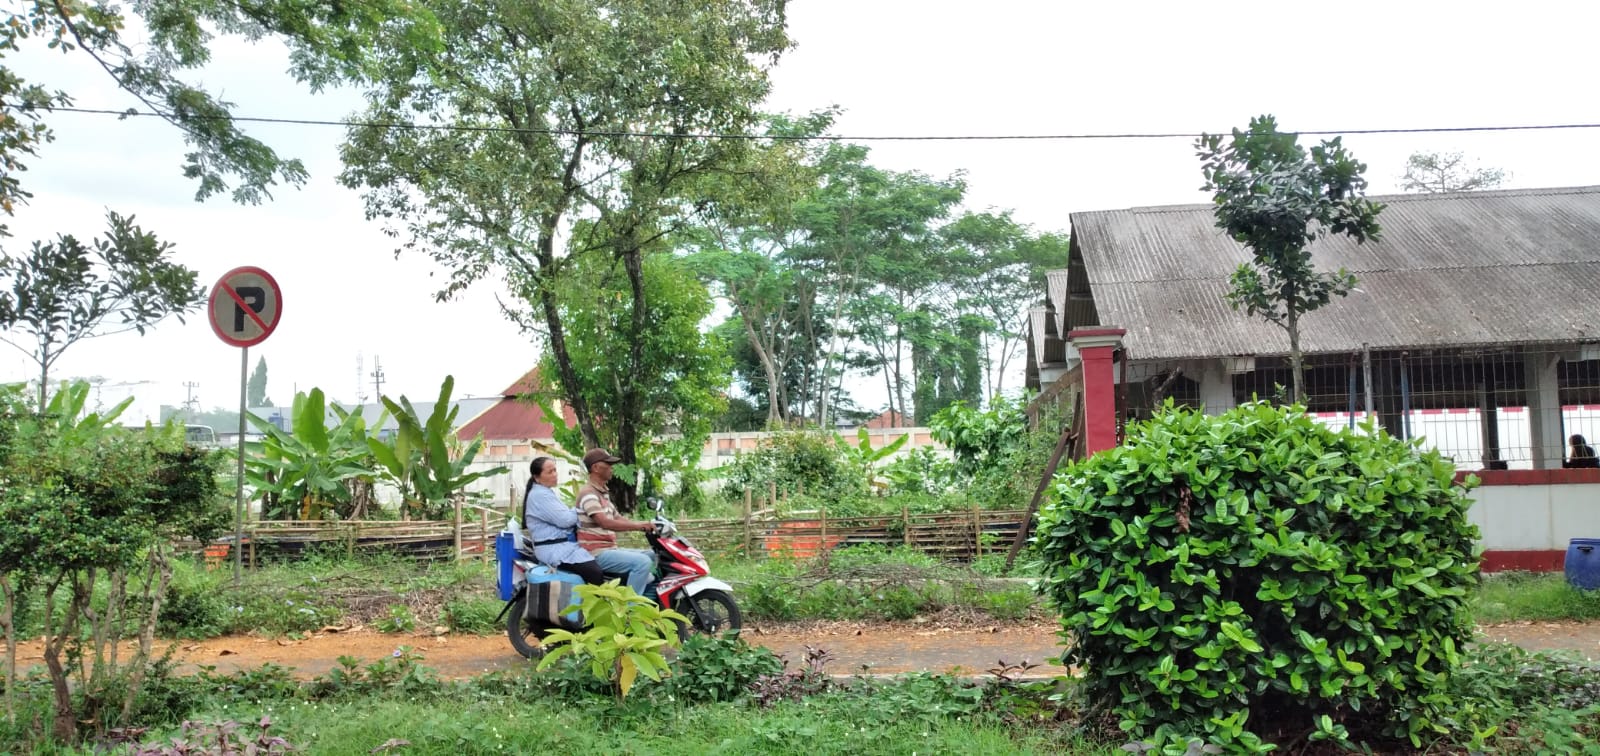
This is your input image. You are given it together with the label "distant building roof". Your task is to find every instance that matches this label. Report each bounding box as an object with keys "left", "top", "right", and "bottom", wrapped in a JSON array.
[
  {"left": 862, "top": 409, "right": 905, "bottom": 429},
  {"left": 243, "top": 397, "right": 501, "bottom": 434},
  {"left": 456, "top": 368, "right": 576, "bottom": 441},
  {"left": 1057, "top": 185, "right": 1600, "bottom": 362}
]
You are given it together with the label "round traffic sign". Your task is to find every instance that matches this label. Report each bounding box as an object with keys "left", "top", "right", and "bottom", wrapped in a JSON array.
[{"left": 208, "top": 266, "right": 283, "bottom": 348}]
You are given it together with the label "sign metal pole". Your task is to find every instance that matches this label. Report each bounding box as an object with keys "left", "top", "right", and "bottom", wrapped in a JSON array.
[{"left": 235, "top": 345, "right": 248, "bottom": 585}]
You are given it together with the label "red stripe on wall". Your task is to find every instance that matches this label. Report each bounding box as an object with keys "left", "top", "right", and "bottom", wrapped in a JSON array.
[
  {"left": 1482, "top": 550, "right": 1566, "bottom": 573},
  {"left": 1455, "top": 469, "right": 1600, "bottom": 486}
]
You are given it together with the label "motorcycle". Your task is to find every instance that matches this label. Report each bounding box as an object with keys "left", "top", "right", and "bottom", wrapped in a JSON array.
[{"left": 499, "top": 496, "right": 742, "bottom": 659}]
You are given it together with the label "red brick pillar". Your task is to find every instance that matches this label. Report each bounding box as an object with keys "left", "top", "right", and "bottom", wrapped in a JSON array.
[{"left": 1069, "top": 328, "right": 1126, "bottom": 455}]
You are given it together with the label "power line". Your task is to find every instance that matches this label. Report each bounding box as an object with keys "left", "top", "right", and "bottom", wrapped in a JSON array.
[{"left": 22, "top": 103, "right": 1600, "bottom": 142}]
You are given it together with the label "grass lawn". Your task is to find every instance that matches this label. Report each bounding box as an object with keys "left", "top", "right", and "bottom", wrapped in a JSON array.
[
  {"left": 128, "top": 697, "right": 1098, "bottom": 756},
  {"left": 1473, "top": 571, "right": 1600, "bottom": 625}
]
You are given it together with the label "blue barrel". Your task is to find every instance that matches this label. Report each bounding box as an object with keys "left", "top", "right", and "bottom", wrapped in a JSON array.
[
  {"left": 1564, "top": 538, "right": 1600, "bottom": 590},
  {"left": 495, "top": 532, "right": 519, "bottom": 600}
]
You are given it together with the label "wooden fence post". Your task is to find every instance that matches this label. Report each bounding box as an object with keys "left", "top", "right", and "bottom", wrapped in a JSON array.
[
  {"left": 248, "top": 535, "right": 256, "bottom": 572},
  {"left": 820, "top": 508, "right": 828, "bottom": 558},
  {"left": 743, "top": 490, "right": 753, "bottom": 556},
  {"left": 453, "top": 498, "right": 463, "bottom": 562},
  {"left": 768, "top": 481, "right": 777, "bottom": 511},
  {"left": 902, "top": 505, "right": 911, "bottom": 548},
  {"left": 481, "top": 508, "right": 490, "bottom": 564},
  {"left": 973, "top": 501, "right": 982, "bottom": 558}
]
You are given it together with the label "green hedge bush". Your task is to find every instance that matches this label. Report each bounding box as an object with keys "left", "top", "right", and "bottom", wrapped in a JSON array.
[{"left": 1035, "top": 402, "right": 1480, "bottom": 751}]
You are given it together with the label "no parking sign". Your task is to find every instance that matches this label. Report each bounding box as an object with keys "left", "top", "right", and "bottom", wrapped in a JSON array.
[
  {"left": 207, "top": 265, "right": 282, "bottom": 584},
  {"left": 208, "top": 266, "right": 283, "bottom": 347}
]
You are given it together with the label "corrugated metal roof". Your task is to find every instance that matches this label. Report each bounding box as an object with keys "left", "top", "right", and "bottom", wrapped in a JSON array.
[{"left": 1068, "top": 185, "right": 1600, "bottom": 361}]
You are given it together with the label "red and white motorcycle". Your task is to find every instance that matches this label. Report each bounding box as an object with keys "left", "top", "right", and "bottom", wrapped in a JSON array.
[{"left": 502, "top": 496, "right": 741, "bottom": 659}]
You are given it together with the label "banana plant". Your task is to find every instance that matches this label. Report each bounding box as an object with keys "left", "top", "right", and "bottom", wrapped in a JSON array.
[
  {"left": 835, "top": 426, "right": 909, "bottom": 495},
  {"left": 244, "top": 388, "right": 376, "bottom": 520},
  {"left": 369, "top": 375, "right": 506, "bottom": 520}
]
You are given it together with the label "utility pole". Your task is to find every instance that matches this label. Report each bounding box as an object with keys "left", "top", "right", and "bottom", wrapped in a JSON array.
[
  {"left": 182, "top": 381, "right": 201, "bottom": 417},
  {"left": 370, "top": 356, "right": 386, "bottom": 402},
  {"left": 355, "top": 352, "right": 369, "bottom": 405}
]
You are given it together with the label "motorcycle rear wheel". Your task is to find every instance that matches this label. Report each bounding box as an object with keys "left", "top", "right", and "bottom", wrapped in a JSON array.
[
  {"left": 675, "top": 589, "right": 742, "bottom": 636},
  {"left": 507, "top": 592, "right": 559, "bottom": 660}
]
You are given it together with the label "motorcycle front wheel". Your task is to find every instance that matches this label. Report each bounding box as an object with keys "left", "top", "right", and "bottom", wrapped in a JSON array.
[
  {"left": 506, "top": 592, "right": 558, "bottom": 659},
  {"left": 675, "top": 589, "right": 742, "bottom": 636}
]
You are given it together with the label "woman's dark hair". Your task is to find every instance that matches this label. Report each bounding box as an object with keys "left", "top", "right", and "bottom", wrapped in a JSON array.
[
  {"left": 523, "top": 457, "right": 554, "bottom": 504},
  {"left": 1574, "top": 435, "right": 1590, "bottom": 446},
  {"left": 524, "top": 454, "right": 556, "bottom": 496}
]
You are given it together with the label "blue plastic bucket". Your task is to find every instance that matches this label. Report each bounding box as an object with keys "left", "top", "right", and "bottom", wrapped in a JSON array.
[{"left": 1564, "top": 538, "right": 1600, "bottom": 590}]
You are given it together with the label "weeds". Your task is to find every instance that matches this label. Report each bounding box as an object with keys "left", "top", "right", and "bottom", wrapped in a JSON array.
[
  {"left": 104, "top": 716, "right": 294, "bottom": 755},
  {"left": 374, "top": 604, "right": 416, "bottom": 633},
  {"left": 1474, "top": 572, "right": 1600, "bottom": 624}
]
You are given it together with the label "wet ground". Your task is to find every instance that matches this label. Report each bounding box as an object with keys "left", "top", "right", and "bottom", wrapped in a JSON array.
[{"left": 12, "top": 619, "right": 1596, "bottom": 680}]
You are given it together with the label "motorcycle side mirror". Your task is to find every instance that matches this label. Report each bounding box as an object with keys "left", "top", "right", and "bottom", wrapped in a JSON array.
[{"left": 648, "top": 497, "right": 665, "bottom": 514}]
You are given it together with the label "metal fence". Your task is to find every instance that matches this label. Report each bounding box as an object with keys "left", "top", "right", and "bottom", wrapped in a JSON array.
[{"left": 1119, "top": 344, "right": 1600, "bottom": 471}]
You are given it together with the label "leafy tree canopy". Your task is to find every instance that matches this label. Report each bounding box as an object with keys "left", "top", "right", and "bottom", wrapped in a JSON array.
[
  {"left": 0, "top": 212, "right": 202, "bottom": 407},
  {"left": 1197, "top": 114, "right": 1384, "bottom": 402}
]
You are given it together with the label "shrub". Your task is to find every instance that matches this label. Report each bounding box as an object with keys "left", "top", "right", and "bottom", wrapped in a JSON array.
[
  {"left": 719, "top": 430, "right": 858, "bottom": 504},
  {"left": 929, "top": 398, "right": 1026, "bottom": 478},
  {"left": 1035, "top": 402, "right": 1481, "bottom": 749},
  {"left": 930, "top": 394, "right": 1068, "bottom": 511},
  {"left": 537, "top": 582, "right": 687, "bottom": 700},
  {"left": 977, "top": 587, "right": 1038, "bottom": 621},
  {"left": 158, "top": 579, "right": 228, "bottom": 639},
  {"left": 443, "top": 597, "right": 503, "bottom": 634},
  {"left": 881, "top": 446, "right": 958, "bottom": 495},
  {"left": 1441, "top": 643, "right": 1600, "bottom": 752},
  {"left": 663, "top": 633, "right": 784, "bottom": 703},
  {"left": 112, "top": 716, "right": 295, "bottom": 754},
  {"left": 228, "top": 590, "right": 342, "bottom": 635}
]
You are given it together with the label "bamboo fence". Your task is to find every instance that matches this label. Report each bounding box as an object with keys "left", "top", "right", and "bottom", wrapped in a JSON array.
[{"left": 189, "top": 500, "right": 1030, "bottom": 570}]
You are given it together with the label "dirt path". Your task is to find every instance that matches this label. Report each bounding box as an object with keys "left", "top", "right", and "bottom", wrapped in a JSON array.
[{"left": 12, "top": 621, "right": 1595, "bottom": 681}]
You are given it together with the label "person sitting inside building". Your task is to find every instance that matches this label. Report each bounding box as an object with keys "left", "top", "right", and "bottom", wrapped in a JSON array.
[{"left": 1566, "top": 434, "right": 1600, "bottom": 469}]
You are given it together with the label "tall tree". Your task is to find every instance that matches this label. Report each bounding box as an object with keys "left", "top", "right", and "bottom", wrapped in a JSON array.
[
  {"left": 0, "top": 0, "right": 398, "bottom": 232},
  {"left": 792, "top": 152, "right": 964, "bottom": 425},
  {"left": 1197, "top": 115, "right": 1385, "bottom": 403},
  {"left": 939, "top": 212, "right": 1071, "bottom": 402},
  {"left": 0, "top": 213, "right": 202, "bottom": 408},
  {"left": 1400, "top": 151, "right": 1508, "bottom": 193},
  {"left": 684, "top": 113, "right": 832, "bottom": 426},
  {"left": 333, "top": 0, "right": 790, "bottom": 473},
  {"left": 540, "top": 251, "right": 729, "bottom": 500},
  {"left": 246, "top": 356, "right": 274, "bottom": 408}
]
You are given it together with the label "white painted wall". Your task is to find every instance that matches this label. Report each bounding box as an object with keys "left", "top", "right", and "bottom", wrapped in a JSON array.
[
  {"left": 1310, "top": 406, "right": 1600, "bottom": 470},
  {"left": 1468, "top": 483, "right": 1600, "bottom": 551}
]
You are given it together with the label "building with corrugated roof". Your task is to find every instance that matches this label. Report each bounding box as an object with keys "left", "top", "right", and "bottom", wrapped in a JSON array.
[{"left": 1026, "top": 185, "right": 1600, "bottom": 471}]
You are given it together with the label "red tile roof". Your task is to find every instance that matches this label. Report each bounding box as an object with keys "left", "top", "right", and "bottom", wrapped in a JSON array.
[
  {"left": 456, "top": 368, "right": 576, "bottom": 441},
  {"left": 863, "top": 409, "right": 906, "bottom": 429},
  {"left": 500, "top": 368, "right": 544, "bottom": 397}
]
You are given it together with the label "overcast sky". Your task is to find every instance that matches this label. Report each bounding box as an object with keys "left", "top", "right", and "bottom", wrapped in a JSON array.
[{"left": 4, "top": 0, "right": 1599, "bottom": 423}]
